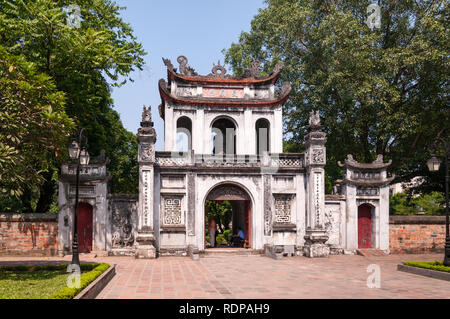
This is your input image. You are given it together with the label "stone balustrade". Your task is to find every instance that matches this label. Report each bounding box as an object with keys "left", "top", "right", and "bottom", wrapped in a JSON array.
[{"left": 154, "top": 151, "right": 304, "bottom": 169}]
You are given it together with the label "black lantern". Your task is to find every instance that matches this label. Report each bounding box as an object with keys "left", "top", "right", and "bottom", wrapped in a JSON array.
[
  {"left": 79, "top": 149, "right": 90, "bottom": 166},
  {"left": 68, "top": 140, "right": 80, "bottom": 160},
  {"left": 426, "top": 156, "right": 441, "bottom": 172},
  {"left": 68, "top": 128, "right": 88, "bottom": 267}
]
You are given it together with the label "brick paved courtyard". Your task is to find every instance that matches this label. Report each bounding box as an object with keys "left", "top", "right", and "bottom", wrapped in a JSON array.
[{"left": 0, "top": 253, "right": 448, "bottom": 299}]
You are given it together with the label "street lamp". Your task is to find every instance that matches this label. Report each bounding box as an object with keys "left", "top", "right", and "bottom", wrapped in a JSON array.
[
  {"left": 427, "top": 137, "right": 449, "bottom": 267},
  {"left": 68, "top": 128, "right": 89, "bottom": 267}
]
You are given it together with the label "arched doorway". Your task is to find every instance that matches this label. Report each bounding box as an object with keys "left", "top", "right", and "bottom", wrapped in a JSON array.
[
  {"left": 358, "top": 204, "right": 372, "bottom": 249},
  {"left": 205, "top": 184, "right": 251, "bottom": 249},
  {"left": 77, "top": 202, "right": 93, "bottom": 253}
]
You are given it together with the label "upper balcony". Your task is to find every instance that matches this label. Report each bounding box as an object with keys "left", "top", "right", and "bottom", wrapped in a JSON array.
[{"left": 154, "top": 151, "right": 304, "bottom": 172}]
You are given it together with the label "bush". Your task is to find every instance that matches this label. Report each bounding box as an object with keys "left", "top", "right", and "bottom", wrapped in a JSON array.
[
  {"left": 223, "top": 229, "right": 231, "bottom": 242},
  {"left": 404, "top": 261, "right": 450, "bottom": 273},
  {"left": 51, "top": 263, "right": 110, "bottom": 299},
  {"left": 216, "top": 234, "right": 227, "bottom": 246},
  {"left": 0, "top": 264, "right": 98, "bottom": 272}
]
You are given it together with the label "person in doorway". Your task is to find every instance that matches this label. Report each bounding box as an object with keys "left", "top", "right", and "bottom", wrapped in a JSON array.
[
  {"left": 231, "top": 227, "right": 245, "bottom": 247},
  {"left": 208, "top": 218, "right": 216, "bottom": 248},
  {"left": 237, "top": 227, "right": 245, "bottom": 241}
]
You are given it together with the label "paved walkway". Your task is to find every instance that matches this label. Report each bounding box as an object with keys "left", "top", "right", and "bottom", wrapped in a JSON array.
[{"left": 1, "top": 253, "right": 448, "bottom": 298}]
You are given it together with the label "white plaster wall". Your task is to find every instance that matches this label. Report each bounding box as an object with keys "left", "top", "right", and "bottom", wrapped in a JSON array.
[
  {"left": 93, "top": 182, "right": 108, "bottom": 251},
  {"left": 379, "top": 186, "right": 390, "bottom": 251},
  {"left": 345, "top": 184, "right": 358, "bottom": 250},
  {"left": 153, "top": 171, "right": 161, "bottom": 249},
  {"left": 296, "top": 174, "right": 306, "bottom": 247}
]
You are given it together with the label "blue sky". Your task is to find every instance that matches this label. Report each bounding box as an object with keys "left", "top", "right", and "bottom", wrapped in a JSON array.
[{"left": 111, "top": 0, "right": 266, "bottom": 150}]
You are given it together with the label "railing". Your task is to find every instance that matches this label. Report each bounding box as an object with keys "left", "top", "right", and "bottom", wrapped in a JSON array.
[{"left": 155, "top": 151, "right": 304, "bottom": 168}]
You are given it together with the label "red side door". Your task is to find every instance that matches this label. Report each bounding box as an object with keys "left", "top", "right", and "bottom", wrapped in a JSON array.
[
  {"left": 358, "top": 205, "right": 372, "bottom": 249},
  {"left": 78, "top": 203, "right": 93, "bottom": 253}
]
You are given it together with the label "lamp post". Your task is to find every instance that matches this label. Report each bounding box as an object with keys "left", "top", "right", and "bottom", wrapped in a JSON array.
[
  {"left": 427, "top": 137, "right": 449, "bottom": 266},
  {"left": 68, "top": 128, "right": 89, "bottom": 267}
]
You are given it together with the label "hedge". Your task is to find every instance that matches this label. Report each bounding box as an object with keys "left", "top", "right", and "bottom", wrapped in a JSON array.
[
  {"left": 50, "top": 263, "right": 110, "bottom": 299},
  {"left": 0, "top": 264, "right": 98, "bottom": 272},
  {"left": 403, "top": 261, "right": 450, "bottom": 273}
]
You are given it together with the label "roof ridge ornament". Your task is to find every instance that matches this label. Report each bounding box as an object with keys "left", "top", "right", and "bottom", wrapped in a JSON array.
[
  {"left": 210, "top": 60, "right": 227, "bottom": 78},
  {"left": 177, "top": 55, "right": 198, "bottom": 76},
  {"left": 162, "top": 57, "right": 175, "bottom": 72},
  {"left": 241, "top": 60, "right": 261, "bottom": 78},
  {"left": 272, "top": 62, "right": 284, "bottom": 74}
]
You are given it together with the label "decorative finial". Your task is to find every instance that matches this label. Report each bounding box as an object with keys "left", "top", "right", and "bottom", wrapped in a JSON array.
[
  {"left": 308, "top": 110, "right": 321, "bottom": 127},
  {"left": 140, "top": 105, "right": 153, "bottom": 128}
]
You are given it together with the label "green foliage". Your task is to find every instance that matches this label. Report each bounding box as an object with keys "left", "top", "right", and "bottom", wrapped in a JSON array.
[
  {"left": 0, "top": 45, "right": 74, "bottom": 204},
  {"left": 404, "top": 261, "right": 450, "bottom": 273},
  {"left": 0, "top": 0, "right": 146, "bottom": 211},
  {"left": 51, "top": 263, "right": 110, "bottom": 299},
  {"left": 216, "top": 234, "right": 228, "bottom": 246},
  {"left": 223, "top": 229, "right": 231, "bottom": 242},
  {"left": 224, "top": 0, "right": 449, "bottom": 190},
  {"left": 205, "top": 200, "right": 233, "bottom": 233},
  {"left": 390, "top": 191, "right": 445, "bottom": 215}
]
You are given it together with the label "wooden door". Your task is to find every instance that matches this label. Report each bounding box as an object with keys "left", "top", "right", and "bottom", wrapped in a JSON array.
[
  {"left": 358, "top": 204, "right": 372, "bottom": 249},
  {"left": 78, "top": 202, "right": 93, "bottom": 253}
]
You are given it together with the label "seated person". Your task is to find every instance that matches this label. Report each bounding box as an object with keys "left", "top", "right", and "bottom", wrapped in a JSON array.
[{"left": 231, "top": 227, "right": 245, "bottom": 247}]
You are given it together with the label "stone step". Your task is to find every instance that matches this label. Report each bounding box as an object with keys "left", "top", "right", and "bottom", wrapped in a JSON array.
[
  {"left": 356, "top": 249, "right": 388, "bottom": 257},
  {"left": 201, "top": 248, "right": 263, "bottom": 257}
]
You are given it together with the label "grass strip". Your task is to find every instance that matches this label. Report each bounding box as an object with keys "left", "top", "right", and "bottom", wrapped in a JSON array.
[{"left": 403, "top": 261, "right": 450, "bottom": 273}]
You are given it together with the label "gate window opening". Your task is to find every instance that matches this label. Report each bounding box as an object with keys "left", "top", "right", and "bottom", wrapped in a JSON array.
[
  {"left": 256, "top": 118, "right": 270, "bottom": 154},
  {"left": 176, "top": 116, "right": 192, "bottom": 152},
  {"left": 205, "top": 200, "right": 251, "bottom": 249},
  {"left": 211, "top": 117, "right": 236, "bottom": 155}
]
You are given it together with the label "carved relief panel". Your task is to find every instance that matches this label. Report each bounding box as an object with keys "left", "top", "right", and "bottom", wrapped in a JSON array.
[
  {"left": 274, "top": 194, "right": 294, "bottom": 223},
  {"left": 162, "top": 195, "right": 183, "bottom": 225},
  {"left": 110, "top": 199, "right": 137, "bottom": 249},
  {"left": 139, "top": 143, "right": 154, "bottom": 162}
]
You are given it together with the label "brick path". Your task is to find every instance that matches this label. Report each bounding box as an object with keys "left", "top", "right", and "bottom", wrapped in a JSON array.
[{"left": 1, "top": 253, "right": 448, "bottom": 298}]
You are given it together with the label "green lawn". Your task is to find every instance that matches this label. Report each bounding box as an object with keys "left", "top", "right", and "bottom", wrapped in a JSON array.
[
  {"left": 0, "top": 263, "right": 108, "bottom": 299},
  {"left": 0, "top": 268, "right": 72, "bottom": 299}
]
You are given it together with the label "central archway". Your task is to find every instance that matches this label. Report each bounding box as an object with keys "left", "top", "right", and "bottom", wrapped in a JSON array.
[{"left": 204, "top": 183, "right": 252, "bottom": 249}]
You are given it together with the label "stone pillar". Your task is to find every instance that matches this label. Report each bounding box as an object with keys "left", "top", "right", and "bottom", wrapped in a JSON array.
[
  {"left": 135, "top": 105, "right": 157, "bottom": 259},
  {"left": 303, "top": 111, "right": 330, "bottom": 257}
]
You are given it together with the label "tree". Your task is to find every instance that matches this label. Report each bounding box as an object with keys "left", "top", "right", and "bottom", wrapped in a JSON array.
[
  {"left": 224, "top": 0, "right": 449, "bottom": 192},
  {"left": 0, "top": 45, "right": 74, "bottom": 210},
  {"left": 205, "top": 200, "right": 233, "bottom": 233},
  {"left": 0, "top": 0, "right": 146, "bottom": 211}
]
